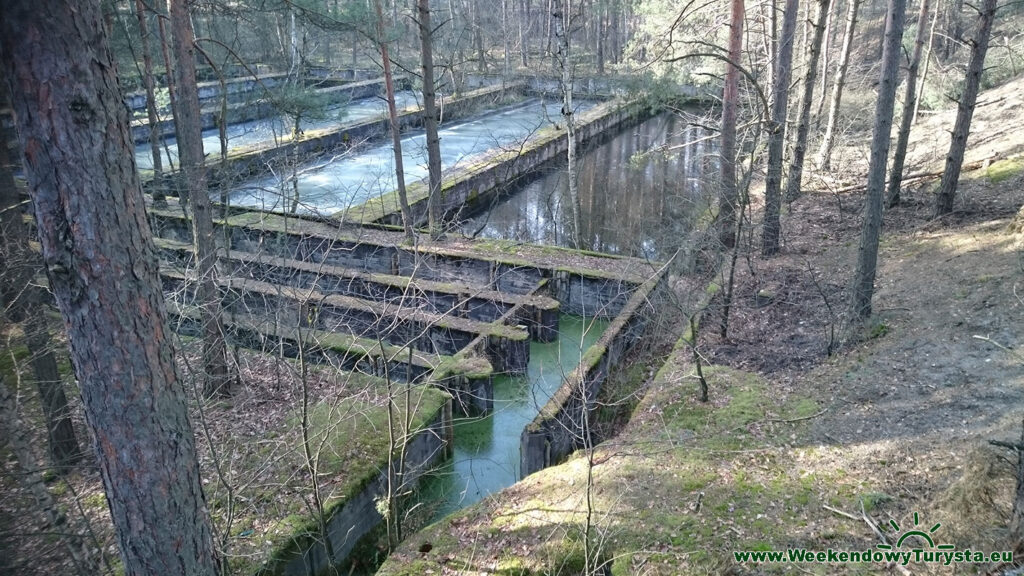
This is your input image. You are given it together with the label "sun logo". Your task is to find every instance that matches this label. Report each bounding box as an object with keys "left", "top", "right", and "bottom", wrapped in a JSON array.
[{"left": 877, "top": 512, "right": 955, "bottom": 551}]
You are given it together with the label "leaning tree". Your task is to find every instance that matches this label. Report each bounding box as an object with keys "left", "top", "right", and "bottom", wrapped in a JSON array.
[{"left": 0, "top": 1, "right": 221, "bottom": 574}]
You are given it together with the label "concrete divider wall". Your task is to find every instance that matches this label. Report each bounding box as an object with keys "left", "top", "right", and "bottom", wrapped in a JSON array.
[
  {"left": 149, "top": 82, "right": 520, "bottom": 191},
  {"left": 132, "top": 75, "right": 410, "bottom": 145},
  {"left": 150, "top": 209, "right": 644, "bottom": 323},
  {"left": 124, "top": 72, "right": 287, "bottom": 112},
  {"left": 519, "top": 268, "right": 667, "bottom": 477},
  {"left": 266, "top": 398, "right": 453, "bottom": 576}
]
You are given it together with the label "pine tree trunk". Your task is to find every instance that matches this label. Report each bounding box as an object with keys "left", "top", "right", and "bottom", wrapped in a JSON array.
[
  {"left": 167, "top": 0, "right": 231, "bottom": 396},
  {"left": 814, "top": 0, "right": 836, "bottom": 128},
  {"left": 157, "top": 7, "right": 181, "bottom": 175},
  {"left": 375, "top": 0, "right": 414, "bottom": 241},
  {"left": 520, "top": 0, "right": 530, "bottom": 67},
  {"left": 418, "top": 0, "right": 445, "bottom": 239},
  {"left": 0, "top": 85, "right": 83, "bottom": 472},
  {"left": 0, "top": 375, "right": 96, "bottom": 575},
  {"left": 473, "top": 0, "right": 487, "bottom": 72},
  {"left": 784, "top": 0, "right": 830, "bottom": 202},
  {"left": 0, "top": 1, "right": 221, "bottom": 574},
  {"left": 885, "top": 0, "right": 930, "bottom": 207},
  {"left": 25, "top": 308, "right": 84, "bottom": 471},
  {"left": 134, "top": 0, "right": 164, "bottom": 194},
  {"left": 934, "top": 0, "right": 997, "bottom": 215},
  {"left": 555, "top": 1, "right": 582, "bottom": 249},
  {"left": 912, "top": 6, "right": 939, "bottom": 125},
  {"left": 816, "top": 0, "right": 860, "bottom": 170},
  {"left": 850, "top": 0, "right": 906, "bottom": 320},
  {"left": 761, "top": 0, "right": 799, "bottom": 256},
  {"left": 718, "top": 0, "right": 744, "bottom": 248}
]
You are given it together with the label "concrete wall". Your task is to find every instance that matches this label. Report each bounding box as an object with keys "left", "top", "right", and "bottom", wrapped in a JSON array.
[
  {"left": 267, "top": 399, "right": 453, "bottom": 576},
  {"left": 124, "top": 69, "right": 283, "bottom": 111},
  {"left": 520, "top": 269, "right": 667, "bottom": 477},
  {"left": 153, "top": 82, "right": 521, "bottom": 189},
  {"left": 131, "top": 75, "right": 406, "bottom": 144},
  {"left": 151, "top": 209, "right": 641, "bottom": 323}
]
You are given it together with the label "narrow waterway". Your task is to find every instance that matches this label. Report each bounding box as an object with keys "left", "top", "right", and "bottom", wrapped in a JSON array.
[
  {"left": 463, "top": 112, "right": 717, "bottom": 260},
  {"left": 415, "top": 315, "right": 608, "bottom": 520},
  {"left": 134, "top": 90, "right": 421, "bottom": 170},
  {"left": 228, "top": 98, "right": 595, "bottom": 215}
]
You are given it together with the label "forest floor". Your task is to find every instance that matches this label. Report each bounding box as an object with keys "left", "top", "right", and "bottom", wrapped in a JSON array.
[{"left": 378, "top": 77, "right": 1024, "bottom": 575}]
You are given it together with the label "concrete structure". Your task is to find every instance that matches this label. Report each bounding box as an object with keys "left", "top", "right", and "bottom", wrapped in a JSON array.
[
  {"left": 345, "top": 99, "right": 649, "bottom": 226},
  {"left": 520, "top": 268, "right": 667, "bottom": 477},
  {"left": 130, "top": 74, "right": 408, "bottom": 144}
]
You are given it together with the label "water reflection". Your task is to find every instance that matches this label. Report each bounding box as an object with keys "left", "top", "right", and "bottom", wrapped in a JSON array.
[{"left": 463, "top": 112, "right": 717, "bottom": 260}]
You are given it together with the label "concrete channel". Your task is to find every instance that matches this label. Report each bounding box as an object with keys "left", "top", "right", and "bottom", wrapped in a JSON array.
[
  {"left": 128, "top": 72, "right": 398, "bottom": 144},
  {"left": 130, "top": 76, "right": 690, "bottom": 571}
]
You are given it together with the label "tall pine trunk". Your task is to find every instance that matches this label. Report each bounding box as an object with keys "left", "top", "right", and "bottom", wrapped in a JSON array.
[
  {"left": 0, "top": 86, "right": 83, "bottom": 472},
  {"left": 761, "top": 0, "right": 799, "bottom": 256},
  {"left": 0, "top": 375, "right": 96, "bottom": 574},
  {"left": 784, "top": 0, "right": 829, "bottom": 202},
  {"left": 167, "top": 0, "right": 232, "bottom": 396},
  {"left": 556, "top": 1, "right": 582, "bottom": 248},
  {"left": 850, "top": 0, "right": 906, "bottom": 320},
  {"left": 934, "top": 0, "right": 997, "bottom": 215},
  {"left": 885, "top": 0, "right": 930, "bottom": 207},
  {"left": 718, "top": 0, "right": 744, "bottom": 248},
  {"left": 134, "top": 0, "right": 164, "bottom": 196},
  {"left": 0, "top": 1, "right": 221, "bottom": 574},
  {"left": 816, "top": 0, "right": 860, "bottom": 170},
  {"left": 375, "top": 0, "right": 414, "bottom": 241},
  {"left": 418, "top": 0, "right": 445, "bottom": 239}
]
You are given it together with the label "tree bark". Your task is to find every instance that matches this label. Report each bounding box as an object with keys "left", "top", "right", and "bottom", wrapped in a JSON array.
[
  {"left": 912, "top": 5, "right": 939, "bottom": 125},
  {"left": 520, "top": 0, "right": 530, "bottom": 67},
  {"left": 134, "top": 0, "right": 164, "bottom": 189},
  {"left": 885, "top": 0, "right": 930, "bottom": 207},
  {"left": 555, "top": 1, "right": 582, "bottom": 249},
  {"left": 816, "top": 0, "right": 860, "bottom": 170},
  {"left": 850, "top": 0, "right": 906, "bottom": 320},
  {"left": 375, "top": 0, "right": 414, "bottom": 241},
  {"left": 718, "top": 0, "right": 744, "bottom": 248},
  {"left": 0, "top": 375, "right": 96, "bottom": 575},
  {"left": 761, "top": 0, "right": 799, "bottom": 256},
  {"left": 157, "top": 5, "right": 181, "bottom": 175},
  {"left": 167, "top": 0, "right": 231, "bottom": 397},
  {"left": 934, "top": 0, "right": 997, "bottom": 216},
  {"left": 784, "top": 0, "right": 830, "bottom": 202},
  {"left": 25, "top": 309, "right": 84, "bottom": 471},
  {"left": 418, "top": 0, "right": 445, "bottom": 239},
  {"left": 0, "top": 84, "right": 83, "bottom": 472},
  {"left": 814, "top": 0, "right": 836, "bottom": 127},
  {"left": 0, "top": 1, "right": 221, "bottom": 574}
]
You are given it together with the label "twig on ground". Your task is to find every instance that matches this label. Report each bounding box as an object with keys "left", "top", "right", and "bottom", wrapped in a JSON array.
[{"left": 768, "top": 407, "right": 829, "bottom": 423}]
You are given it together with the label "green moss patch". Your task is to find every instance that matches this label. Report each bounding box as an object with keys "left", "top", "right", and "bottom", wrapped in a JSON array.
[
  {"left": 984, "top": 156, "right": 1024, "bottom": 183},
  {"left": 379, "top": 347, "right": 873, "bottom": 576},
  {"left": 220, "top": 384, "right": 450, "bottom": 575}
]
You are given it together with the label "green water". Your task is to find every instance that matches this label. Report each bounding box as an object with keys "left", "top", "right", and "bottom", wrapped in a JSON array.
[{"left": 416, "top": 315, "right": 609, "bottom": 520}]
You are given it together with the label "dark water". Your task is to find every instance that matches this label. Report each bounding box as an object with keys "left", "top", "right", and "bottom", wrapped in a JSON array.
[
  {"left": 228, "top": 98, "right": 595, "bottom": 215},
  {"left": 134, "top": 91, "right": 420, "bottom": 170},
  {"left": 415, "top": 315, "right": 608, "bottom": 520},
  {"left": 463, "top": 112, "right": 717, "bottom": 260}
]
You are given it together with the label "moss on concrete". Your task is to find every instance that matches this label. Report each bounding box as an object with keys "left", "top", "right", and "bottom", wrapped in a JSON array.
[{"left": 230, "top": 384, "right": 451, "bottom": 575}]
